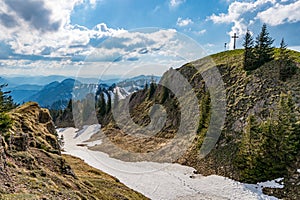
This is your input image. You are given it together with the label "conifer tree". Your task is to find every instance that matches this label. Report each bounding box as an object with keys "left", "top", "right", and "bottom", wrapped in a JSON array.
[
  {"left": 148, "top": 82, "right": 156, "bottom": 99},
  {"left": 260, "top": 92, "right": 299, "bottom": 178},
  {"left": 0, "top": 84, "right": 16, "bottom": 112},
  {"left": 278, "top": 38, "right": 296, "bottom": 81},
  {"left": 236, "top": 115, "right": 263, "bottom": 182},
  {"left": 238, "top": 92, "right": 300, "bottom": 182},
  {"left": 0, "top": 82, "right": 14, "bottom": 134},
  {"left": 98, "top": 92, "right": 106, "bottom": 117},
  {"left": 243, "top": 29, "right": 255, "bottom": 70},
  {"left": 106, "top": 91, "right": 111, "bottom": 113},
  {"left": 254, "top": 24, "right": 274, "bottom": 68}
]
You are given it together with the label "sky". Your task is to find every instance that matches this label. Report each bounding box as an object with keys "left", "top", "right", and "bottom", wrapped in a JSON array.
[{"left": 0, "top": 0, "right": 299, "bottom": 78}]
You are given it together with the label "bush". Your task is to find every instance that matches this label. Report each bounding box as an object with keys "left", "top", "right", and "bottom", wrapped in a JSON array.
[{"left": 0, "top": 112, "right": 12, "bottom": 133}]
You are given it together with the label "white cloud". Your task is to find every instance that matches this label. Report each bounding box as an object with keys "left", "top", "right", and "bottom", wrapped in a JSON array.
[
  {"left": 177, "top": 17, "right": 193, "bottom": 27},
  {"left": 257, "top": 1, "right": 300, "bottom": 26},
  {"left": 209, "top": 0, "right": 276, "bottom": 24},
  {"left": 169, "top": 0, "right": 186, "bottom": 8},
  {"left": 208, "top": 0, "right": 276, "bottom": 49},
  {"left": 0, "top": 0, "right": 123, "bottom": 57}
]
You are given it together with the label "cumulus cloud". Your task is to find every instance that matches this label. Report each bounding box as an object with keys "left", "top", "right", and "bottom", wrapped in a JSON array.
[
  {"left": 208, "top": 0, "right": 276, "bottom": 49},
  {"left": 0, "top": 0, "right": 124, "bottom": 58},
  {"left": 257, "top": 1, "right": 300, "bottom": 26},
  {"left": 177, "top": 17, "right": 193, "bottom": 27},
  {"left": 209, "top": 0, "right": 276, "bottom": 24}
]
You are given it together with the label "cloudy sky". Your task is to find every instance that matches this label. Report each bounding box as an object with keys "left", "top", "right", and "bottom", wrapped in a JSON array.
[{"left": 0, "top": 0, "right": 299, "bottom": 78}]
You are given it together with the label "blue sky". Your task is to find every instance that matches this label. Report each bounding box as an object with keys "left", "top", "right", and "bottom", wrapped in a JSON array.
[{"left": 0, "top": 0, "right": 299, "bottom": 78}]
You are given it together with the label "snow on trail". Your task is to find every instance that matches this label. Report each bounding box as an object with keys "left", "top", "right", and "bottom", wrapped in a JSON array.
[{"left": 57, "top": 125, "right": 279, "bottom": 200}]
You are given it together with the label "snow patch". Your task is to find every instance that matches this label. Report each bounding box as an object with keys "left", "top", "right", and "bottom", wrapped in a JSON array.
[{"left": 58, "top": 125, "right": 279, "bottom": 200}]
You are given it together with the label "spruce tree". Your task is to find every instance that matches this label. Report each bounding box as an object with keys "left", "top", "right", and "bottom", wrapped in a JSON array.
[
  {"left": 254, "top": 24, "right": 274, "bottom": 68},
  {"left": 279, "top": 38, "right": 288, "bottom": 61},
  {"left": 260, "top": 92, "right": 300, "bottom": 178},
  {"left": 0, "top": 82, "right": 14, "bottom": 134},
  {"left": 106, "top": 91, "right": 111, "bottom": 113},
  {"left": 98, "top": 92, "right": 106, "bottom": 117},
  {"left": 279, "top": 38, "right": 296, "bottom": 81},
  {"left": 236, "top": 115, "right": 263, "bottom": 182},
  {"left": 148, "top": 82, "right": 156, "bottom": 99},
  {"left": 243, "top": 29, "right": 255, "bottom": 70},
  {"left": 0, "top": 84, "right": 16, "bottom": 112}
]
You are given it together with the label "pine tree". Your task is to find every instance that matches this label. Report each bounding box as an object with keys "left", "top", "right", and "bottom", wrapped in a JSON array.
[
  {"left": 148, "top": 82, "right": 156, "bottom": 99},
  {"left": 0, "top": 83, "right": 14, "bottom": 134},
  {"left": 279, "top": 38, "right": 289, "bottom": 61},
  {"left": 279, "top": 38, "right": 297, "bottom": 81},
  {"left": 260, "top": 92, "right": 300, "bottom": 178},
  {"left": 254, "top": 24, "right": 274, "bottom": 68},
  {"left": 106, "top": 91, "right": 111, "bottom": 113},
  {"left": 236, "top": 115, "right": 264, "bottom": 182},
  {"left": 0, "top": 84, "right": 16, "bottom": 112},
  {"left": 243, "top": 29, "right": 255, "bottom": 70},
  {"left": 144, "top": 82, "right": 149, "bottom": 91},
  {"left": 98, "top": 92, "right": 106, "bottom": 117}
]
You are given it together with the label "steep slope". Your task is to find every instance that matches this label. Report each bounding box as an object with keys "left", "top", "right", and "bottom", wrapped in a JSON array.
[
  {"left": 94, "top": 49, "right": 300, "bottom": 198},
  {"left": 0, "top": 102, "right": 147, "bottom": 199}
]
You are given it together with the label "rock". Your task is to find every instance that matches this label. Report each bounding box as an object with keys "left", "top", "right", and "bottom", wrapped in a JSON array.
[{"left": 9, "top": 102, "right": 60, "bottom": 154}]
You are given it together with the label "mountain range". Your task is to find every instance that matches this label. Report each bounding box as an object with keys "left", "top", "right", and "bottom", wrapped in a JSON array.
[{"left": 2, "top": 75, "right": 161, "bottom": 110}]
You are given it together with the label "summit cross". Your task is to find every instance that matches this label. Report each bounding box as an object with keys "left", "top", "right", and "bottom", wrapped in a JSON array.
[{"left": 231, "top": 33, "right": 239, "bottom": 50}]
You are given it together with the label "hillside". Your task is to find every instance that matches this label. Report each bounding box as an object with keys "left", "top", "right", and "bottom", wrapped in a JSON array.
[
  {"left": 0, "top": 102, "right": 147, "bottom": 199},
  {"left": 86, "top": 49, "right": 300, "bottom": 199}
]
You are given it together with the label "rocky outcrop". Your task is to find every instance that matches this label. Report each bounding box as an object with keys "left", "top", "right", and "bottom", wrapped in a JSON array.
[{"left": 9, "top": 102, "right": 60, "bottom": 154}]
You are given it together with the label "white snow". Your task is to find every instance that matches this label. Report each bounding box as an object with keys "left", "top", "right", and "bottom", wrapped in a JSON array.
[
  {"left": 57, "top": 125, "right": 279, "bottom": 200},
  {"left": 257, "top": 178, "right": 284, "bottom": 189}
]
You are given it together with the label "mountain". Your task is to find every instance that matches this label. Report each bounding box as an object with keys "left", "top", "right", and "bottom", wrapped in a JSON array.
[
  {"left": 23, "top": 79, "right": 78, "bottom": 109},
  {"left": 5, "top": 84, "right": 43, "bottom": 104},
  {"left": 75, "top": 49, "right": 299, "bottom": 199},
  {"left": 0, "top": 102, "right": 147, "bottom": 199},
  {"left": 116, "top": 75, "right": 160, "bottom": 93},
  {"left": 1, "top": 75, "right": 68, "bottom": 86},
  {"left": 6, "top": 75, "right": 160, "bottom": 110}
]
